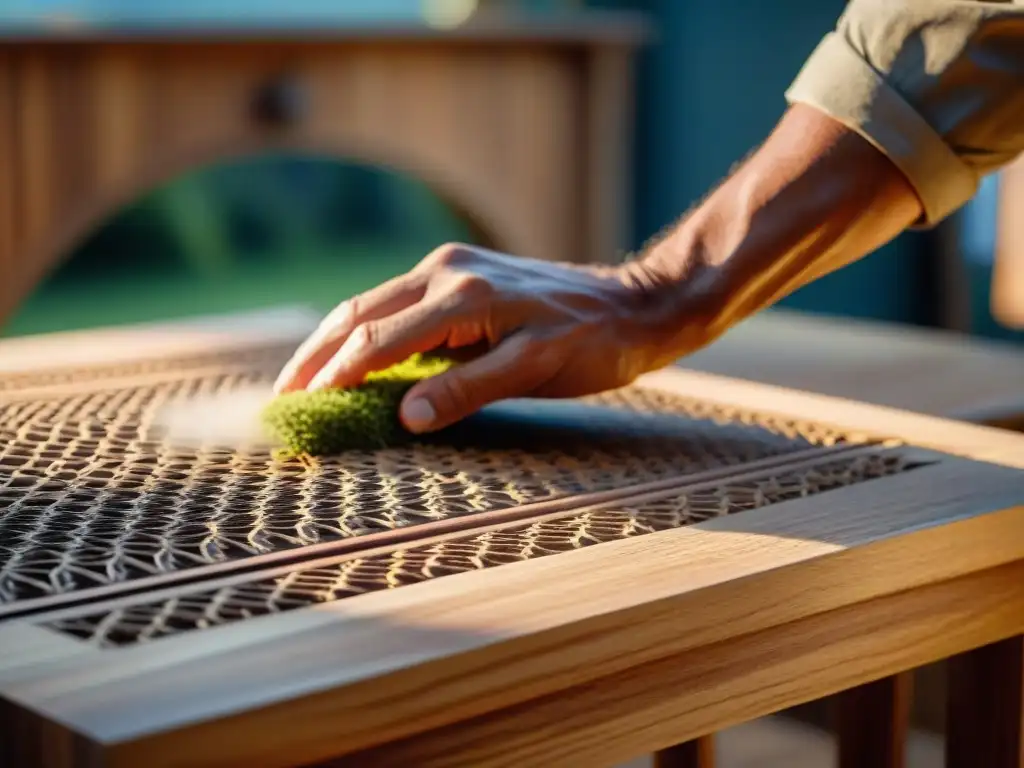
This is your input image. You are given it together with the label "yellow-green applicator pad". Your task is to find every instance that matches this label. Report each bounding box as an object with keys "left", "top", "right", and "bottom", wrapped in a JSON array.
[{"left": 260, "top": 353, "right": 453, "bottom": 458}]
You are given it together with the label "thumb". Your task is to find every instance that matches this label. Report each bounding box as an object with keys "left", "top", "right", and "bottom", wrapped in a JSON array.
[{"left": 399, "top": 332, "right": 556, "bottom": 433}]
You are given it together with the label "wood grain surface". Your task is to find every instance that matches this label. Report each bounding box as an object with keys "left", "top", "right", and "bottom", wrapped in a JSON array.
[
  {"left": 0, "top": 304, "right": 320, "bottom": 373},
  {"left": 336, "top": 561, "right": 1024, "bottom": 768},
  {"left": 640, "top": 366, "right": 1024, "bottom": 469},
  {"left": 679, "top": 309, "right": 1024, "bottom": 426}
]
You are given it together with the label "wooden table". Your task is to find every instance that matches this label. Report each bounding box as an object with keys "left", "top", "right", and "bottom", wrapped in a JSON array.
[{"left": 0, "top": 308, "right": 1021, "bottom": 768}]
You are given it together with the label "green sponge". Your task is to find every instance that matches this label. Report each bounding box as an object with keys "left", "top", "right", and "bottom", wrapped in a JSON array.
[{"left": 261, "top": 353, "right": 453, "bottom": 458}]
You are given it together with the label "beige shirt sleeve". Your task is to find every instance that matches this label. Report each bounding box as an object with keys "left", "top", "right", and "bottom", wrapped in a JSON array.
[{"left": 785, "top": 0, "right": 1024, "bottom": 227}]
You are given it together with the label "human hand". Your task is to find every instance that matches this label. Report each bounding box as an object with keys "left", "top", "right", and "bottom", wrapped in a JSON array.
[{"left": 272, "top": 243, "right": 699, "bottom": 434}]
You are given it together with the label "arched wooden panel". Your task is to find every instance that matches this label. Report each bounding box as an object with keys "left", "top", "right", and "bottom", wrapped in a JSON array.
[{"left": 0, "top": 23, "right": 645, "bottom": 327}]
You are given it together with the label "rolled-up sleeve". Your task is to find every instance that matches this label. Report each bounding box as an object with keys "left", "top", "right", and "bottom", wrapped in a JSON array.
[{"left": 785, "top": 0, "right": 1024, "bottom": 227}]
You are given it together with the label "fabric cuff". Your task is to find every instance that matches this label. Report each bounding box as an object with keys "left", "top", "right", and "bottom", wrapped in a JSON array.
[{"left": 784, "top": 31, "right": 979, "bottom": 228}]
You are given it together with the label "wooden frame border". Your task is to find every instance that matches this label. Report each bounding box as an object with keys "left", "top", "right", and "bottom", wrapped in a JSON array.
[
  {"left": 642, "top": 367, "right": 1024, "bottom": 470},
  {"left": 340, "top": 560, "right": 1024, "bottom": 767},
  {"left": 676, "top": 308, "right": 1024, "bottom": 425}
]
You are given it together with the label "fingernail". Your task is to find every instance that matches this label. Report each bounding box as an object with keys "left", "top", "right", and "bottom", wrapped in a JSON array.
[
  {"left": 273, "top": 355, "right": 304, "bottom": 394},
  {"left": 335, "top": 325, "right": 368, "bottom": 364},
  {"left": 402, "top": 398, "right": 436, "bottom": 432},
  {"left": 319, "top": 301, "right": 352, "bottom": 329},
  {"left": 272, "top": 307, "right": 351, "bottom": 394},
  {"left": 307, "top": 369, "right": 334, "bottom": 392},
  {"left": 306, "top": 328, "right": 368, "bottom": 392},
  {"left": 272, "top": 368, "right": 293, "bottom": 394}
]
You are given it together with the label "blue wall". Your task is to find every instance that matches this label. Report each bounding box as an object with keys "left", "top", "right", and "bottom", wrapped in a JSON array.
[{"left": 595, "top": 0, "right": 930, "bottom": 324}]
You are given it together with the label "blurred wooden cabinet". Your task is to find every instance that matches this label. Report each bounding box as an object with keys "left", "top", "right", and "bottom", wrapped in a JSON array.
[{"left": 0, "top": 9, "right": 648, "bottom": 327}]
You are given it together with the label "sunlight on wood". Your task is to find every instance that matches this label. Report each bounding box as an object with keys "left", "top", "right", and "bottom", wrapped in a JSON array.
[{"left": 0, "top": 305, "right": 320, "bottom": 373}]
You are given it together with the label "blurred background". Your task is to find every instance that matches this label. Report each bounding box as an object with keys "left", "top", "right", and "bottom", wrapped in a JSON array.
[
  {"left": 5, "top": 152, "right": 475, "bottom": 336},
  {"left": 1, "top": 0, "right": 1021, "bottom": 346}
]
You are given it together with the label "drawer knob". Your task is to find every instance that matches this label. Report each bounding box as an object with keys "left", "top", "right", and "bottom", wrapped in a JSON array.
[{"left": 252, "top": 75, "right": 309, "bottom": 128}]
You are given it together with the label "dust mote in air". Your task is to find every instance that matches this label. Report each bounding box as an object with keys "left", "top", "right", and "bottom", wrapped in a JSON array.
[{"left": 147, "top": 383, "right": 281, "bottom": 451}]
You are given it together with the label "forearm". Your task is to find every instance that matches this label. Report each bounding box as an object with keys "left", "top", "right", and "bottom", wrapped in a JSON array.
[
  {"left": 635, "top": 103, "right": 922, "bottom": 359},
  {"left": 635, "top": 0, "right": 1024, "bottom": 364}
]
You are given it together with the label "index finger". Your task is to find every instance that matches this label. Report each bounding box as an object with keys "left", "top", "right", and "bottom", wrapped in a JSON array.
[{"left": 272, "top": 271, "right": 427, "bottom": 394}]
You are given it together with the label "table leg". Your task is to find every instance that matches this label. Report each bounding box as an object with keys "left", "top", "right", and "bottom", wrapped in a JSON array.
[
  {"left": 652, "top": 736, "right": 715, "bottom": 768},
  {"left": 834, "top": 672, "right": 911, "bottom": 768},
  {"left": 945, "top": 635, "right": 1024, "bottom": 768}
]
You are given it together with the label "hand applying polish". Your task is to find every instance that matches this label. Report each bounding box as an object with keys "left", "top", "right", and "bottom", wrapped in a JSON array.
[{"left": 271, "top": 244, "right": 692, "bottom": 435}]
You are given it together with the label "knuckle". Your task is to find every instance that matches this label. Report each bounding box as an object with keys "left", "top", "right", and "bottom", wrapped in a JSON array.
[
  {"left": 343, "top": 295, "right": 360, "bottom": 318},
  {"left": 351, "top": 321, "right": 377, "bottom": 351},
  {"left": 451, "top": 272, "right": 494, "bottom": 301},
  {"left": 424, "top": 242, "right": 471, "bottom": 270}
]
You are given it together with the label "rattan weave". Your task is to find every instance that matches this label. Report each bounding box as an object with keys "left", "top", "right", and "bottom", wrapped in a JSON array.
[
  {"left": 0, "top": 346, "right": 869, "bottom": 607},
  {"left": 46, "top": 451, "right": 916, "bottom": 647}
]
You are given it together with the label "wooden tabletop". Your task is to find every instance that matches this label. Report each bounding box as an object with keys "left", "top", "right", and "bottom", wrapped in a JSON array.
[
  {"left": 681, "top": 309, "right": 1024, "bottom": 425},
  {"left": 0, "top": 305, "right": 321, "bottom": 374}
]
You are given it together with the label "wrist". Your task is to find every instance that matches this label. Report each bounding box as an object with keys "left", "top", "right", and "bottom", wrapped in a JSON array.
[
  {"left": 614, "top": 233, "right": 727, "bottom": 369},
  {"left": 626, "top": 104, "right": 923, "bottom": 366}
]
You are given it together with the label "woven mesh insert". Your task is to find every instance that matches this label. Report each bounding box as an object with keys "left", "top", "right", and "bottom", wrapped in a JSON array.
[
  {"left": 46, "top": 451, "right": 915, "bottom": 647},
  {"left": 0, "top": 345, "right": 857, "bottom": 607}
]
